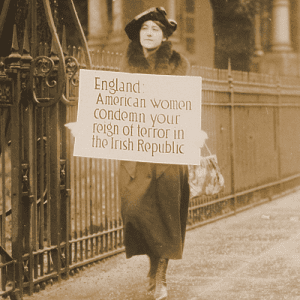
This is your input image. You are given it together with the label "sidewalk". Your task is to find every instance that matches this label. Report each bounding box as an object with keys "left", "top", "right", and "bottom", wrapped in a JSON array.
[{"left": 24, "top": 190, "right": 300, "bottom": 300}]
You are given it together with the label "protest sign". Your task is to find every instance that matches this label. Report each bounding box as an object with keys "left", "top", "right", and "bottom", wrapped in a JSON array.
[{"left": 72, "top": 69, "right": 202, "bottom": 165}]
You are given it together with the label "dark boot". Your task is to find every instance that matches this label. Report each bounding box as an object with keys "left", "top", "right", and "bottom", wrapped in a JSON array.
[
  {"left": 147, "top": 256, "right": 159, "bottom": 293},
  {"left": 154, "top": 258, "right": 169, "bottom": 300}
]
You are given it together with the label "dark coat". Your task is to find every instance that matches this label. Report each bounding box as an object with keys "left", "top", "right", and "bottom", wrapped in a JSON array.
[{"left": 120, "top": 41, "right": 190, "bottom": 259}]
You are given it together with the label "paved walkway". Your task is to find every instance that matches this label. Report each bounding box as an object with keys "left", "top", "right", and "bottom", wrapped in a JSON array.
[{"left": 24, "top": 190, "right": 300, "bottom": 300}]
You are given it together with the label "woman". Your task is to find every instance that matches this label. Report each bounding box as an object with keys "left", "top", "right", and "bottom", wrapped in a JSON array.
[{"left": 120, "top": 7, "right": 190, "bottom": 300}]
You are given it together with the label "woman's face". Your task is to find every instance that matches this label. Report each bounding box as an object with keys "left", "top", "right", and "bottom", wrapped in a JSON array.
[{"left": 140, "top": 20, "right": 165, "bottom": 50}]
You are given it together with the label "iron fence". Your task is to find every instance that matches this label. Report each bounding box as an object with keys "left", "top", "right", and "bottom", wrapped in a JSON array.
[{"left": 1, "top": 44, "right": 300, "bottom": 298}]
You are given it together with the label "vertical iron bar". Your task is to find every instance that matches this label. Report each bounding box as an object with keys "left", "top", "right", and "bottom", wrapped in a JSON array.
[
  {"left": 108, "top": 160, "right": 113, "bottom": 250},
  {"left": 49, "top": 102, "right": 61, "bottom": 281},
  {"left": 74, "top": 156, "right": 78, "bottom": 263},
  {"left": 228, "top": 60, "right": 237, "bottom": 213},
  {"left": 104, "top": 160, "right": 108, "bottom": 251},
  {"left": 116, "top": 161, "right": 122, "bottom": 246},
  {"left": 100, "top": 159, "right": 104, "bottom": 253},
  {"left": 1, "top": 108, "right": 6, "bottom": 249},
  {"left": 65, "top": 105, "right": 72, "bottom": 276},
  {"left": 90, "top": 158, "right": 94, "bottom": 258},
  {"left": 60, "top": 100, "right": 69, "bottom": 278},
  {"left": 72, "top": 102, "right": 78, "bottom": 264},
  {"left": 21, "top": 96, "right": 34, "bottom": 295},
  {"left": 69, "top": 106, "right": 75, "bottom": 267},
  {"left": 0, "top": 107, "right": 6, "bottom": 297},
  {"left": 84, "top": 158, "right": 88, "bottom": 259},
  {"left": 38, "top": 107, "right": 45, "bottom": 276},
  {"left": 79, "top": 158, "right": 83, "bottom": 261},
  {"left": 113, "top": 160, "right": 118, "bottom": 248},
  {"left": 46, "top": 108, "right": 51, "bottom": 248},
  {"left": 11, "top": 70, "right": 24, "bottom": 297},
  {"left": 28, "top": 100, "right": 38, "bottom": 282},
  {"left": 95, "top": 159, "right": 99, "bottom": 255},
  {"left": 108, "top": 160, "right": 112, "bottom": 250}
]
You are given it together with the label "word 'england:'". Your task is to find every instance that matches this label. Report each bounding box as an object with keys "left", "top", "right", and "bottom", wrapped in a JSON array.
[{"left": 95, "top": 77, "right": 141, "bottom": 94}]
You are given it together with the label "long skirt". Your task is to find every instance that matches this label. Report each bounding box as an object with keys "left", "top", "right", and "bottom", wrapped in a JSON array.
[{"left": 119, "top": 162, "right": 190, "bottom": 259}]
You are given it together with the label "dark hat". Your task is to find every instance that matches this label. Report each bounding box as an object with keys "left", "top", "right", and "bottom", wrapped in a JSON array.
[{"left": 125, "top": 7, "right": 177, "bottom": 41}]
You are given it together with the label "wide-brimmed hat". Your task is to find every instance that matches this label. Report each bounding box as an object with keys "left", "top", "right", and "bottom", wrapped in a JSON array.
[{"left": 125, "top": 7, "right": 177, "bottom": 41}]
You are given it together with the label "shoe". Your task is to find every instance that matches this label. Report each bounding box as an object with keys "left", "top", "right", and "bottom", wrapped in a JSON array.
[
  {"left": 154, "top": 259, "right": 168, "bottom": 300},
  {"left": 147, "top": 256, "right": 159, "bottom": 293}
]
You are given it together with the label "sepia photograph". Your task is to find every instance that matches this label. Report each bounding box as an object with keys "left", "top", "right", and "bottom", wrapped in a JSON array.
[{"left": 0, "top": 0, "right": 300, "bottom": 299}]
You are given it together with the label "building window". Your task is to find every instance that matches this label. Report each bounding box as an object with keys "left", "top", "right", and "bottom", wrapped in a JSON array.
[
  {"left": 186, "top": 38, "right": 195, "bottom": 53},
  {"left": 186, "top": 17, "right": 194, "bottom": 33},
  {"left": 186, "top": 0, "right": 195, "bottom": 13}
]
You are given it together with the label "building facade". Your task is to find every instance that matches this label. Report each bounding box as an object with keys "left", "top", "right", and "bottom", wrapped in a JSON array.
[
  {"left": 255, "top": 0, "right": 300, "bottom": 76},
  {"left": 85, "top": 0, "right": 300, "bottom": 76}
]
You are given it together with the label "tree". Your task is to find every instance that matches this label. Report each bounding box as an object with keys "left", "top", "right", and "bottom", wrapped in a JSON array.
[{"left": 210, "top": 0, "right": 263, "bottom": 71}]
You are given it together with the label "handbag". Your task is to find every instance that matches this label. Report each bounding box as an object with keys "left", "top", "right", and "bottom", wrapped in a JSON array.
[{"left": 188, "top": 143, "right": 225, "bottom": 198}]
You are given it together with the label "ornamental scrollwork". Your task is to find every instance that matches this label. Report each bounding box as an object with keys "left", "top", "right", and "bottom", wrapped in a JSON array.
[
  {"left": 65, "top": 56, "right": 79, "bottom": 87},
  {"left": 30, "top": 55, "right": 63, "bottom": 106},
  {"left": 34, "top": 57, "right": 52, "bottom": 76},
  {"left": 32, "top": 56, "right": 56, "bottom": 88},
  {"left": 60, "top": 56, "right": 80, "bottom": 106},
  {"left": 0, "top": 60, "right": 12, "bottom": 106},
  {"left": 0, "top": 80, "right": 12, "bottom": 106}
]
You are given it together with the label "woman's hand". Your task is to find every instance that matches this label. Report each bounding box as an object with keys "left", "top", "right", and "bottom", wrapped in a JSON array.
[{"left": 65, "top": 122, "right": 81, "bottom": 138}]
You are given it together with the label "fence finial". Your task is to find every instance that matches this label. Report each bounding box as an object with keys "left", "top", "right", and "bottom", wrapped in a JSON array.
[
  {"left": 62, "top": 25, "right": 68, "bottom": 56},
  {"left": 50, "top": 37, "right": 57, "bottom": 55},
  {"left": 50, "top": 38, "right": 59, "bottom": 64},
  {"left": 22, "top": 21, "right": 30, "bottom": 54},
  {"left": 228, "top": 58, "right": 232, "bottom": 76},
  {"left": 7, "top": 24, "right": 21, "bottom": 67},
  {"left": 12, "top": 25, "right": 19, "bottom": 51},
  {"left": 21, "top": 21, "right": 32, "bottom": 67},
  {"left": 227, "top": 58, "right": 234, "bottom": 90}
]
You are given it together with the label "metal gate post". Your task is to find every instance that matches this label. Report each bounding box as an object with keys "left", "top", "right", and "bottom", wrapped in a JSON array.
[{"left": 8, "top": 44, "right": 23, "bottom": 299}]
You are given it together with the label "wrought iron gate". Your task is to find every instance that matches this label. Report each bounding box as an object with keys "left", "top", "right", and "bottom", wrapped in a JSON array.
[{"left": 0, "top": 0, "right": 93, "bottom": 298}]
